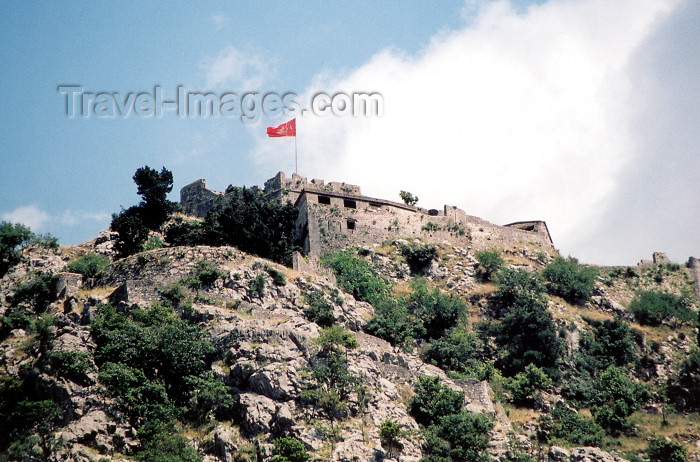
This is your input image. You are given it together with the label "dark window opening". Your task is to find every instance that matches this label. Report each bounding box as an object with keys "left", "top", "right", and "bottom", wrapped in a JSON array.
[
  {"left": 318, "top": 196, "right": 331, "bottom": 205},
  {"left": 522, "top": 225, "right": 535, "bottom": 231},
  {"left": 369, "top": 201, "right": 383, "bottom": 208},
  {"left": 343, "top": 199, "right": 357, "bottom": 209},
  {"left": 347, "top": 219, "right": 356, "bottom": 230}
]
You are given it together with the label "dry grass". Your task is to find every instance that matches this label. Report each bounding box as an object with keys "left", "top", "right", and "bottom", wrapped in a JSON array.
[{"left": 607, "top": 410, "right": 700, "bottom": 458}]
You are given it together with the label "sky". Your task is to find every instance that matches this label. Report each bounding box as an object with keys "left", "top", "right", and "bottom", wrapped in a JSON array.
[{"left": 0, "top": 0, "right": 697, "bottom": 266}]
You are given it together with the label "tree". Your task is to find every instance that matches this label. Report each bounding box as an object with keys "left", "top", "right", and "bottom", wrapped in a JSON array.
[
  {"left": 379, "top": 420, "right": 404, "bottom": 459},
  {"left": 0, "top": 221, "right": 33, "bottom": 276},
  {"left": 542, "top": 256, "right": 597, "bottom": 304},
  {"left": 408, "top": 280, "right": 467, "bottom": 340},
  {"left": 66, "top": 252, "right": 110, "bottom": 279},
  {"left": 133, "top": 166, "right": 175, "bottom": 230},
  {"left": 409, "top": 375, "right": 464, "bottom": 427},
  {"left": 591, "top": 366, "right": 650, "bottom": 434},
  {"left": 203, "top": 186, "right": 299, "bottom": 265},
  {"left": 424, "top": 328, "right": 485, "bottom": 373},
  {"left": 646, "top": 436, "right": 687, "bottom": 462},
  {"left": 492, "top": 268, "right": 546, "bottom": 310},
  {"left": 271, "top": 437, "right": 310, "bottom": 462},
  {"left": 507, "top": 364, "right": 552, "bottom": 407},
  {"left": 399, "top": 190, "right": 418, "bottom": 206},
  {"left": 111, "top": 206, "right": 149, "bottom": 259},
  {"left": 630, "top": 290, "right": 693, "bottom": 326},
  {"left": 474, "top": 249, "right": 504, "bottom": 281}
]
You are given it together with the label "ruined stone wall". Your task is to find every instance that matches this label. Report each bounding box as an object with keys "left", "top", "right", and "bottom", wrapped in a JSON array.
[
  {"left": 297, "top": 190, "right": 555, "bottom": 260},
  {"left": 688, "top": 257, "right": 700, "bottom": 302},
  {"left": 180, "top": 179, "right": 223, "bottom": 217}
]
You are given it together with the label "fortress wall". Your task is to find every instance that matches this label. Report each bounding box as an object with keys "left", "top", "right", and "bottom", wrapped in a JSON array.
[
  {"left": 180, "top": 179, "right": 223, "bottom": 217},
  {"left": 688, "top": 257, "right": 700, "bottom": 302}
]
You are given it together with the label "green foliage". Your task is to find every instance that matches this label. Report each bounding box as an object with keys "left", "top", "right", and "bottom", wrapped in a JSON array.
[
  {"left": 576, "top": 317, "right": 638, "bottom": 372},
  {"left": 410, "top": 376, "right": 465, "bottom": 426},
  {"left": 164, "top": 217, "right": 205, "bottom": 246},
  {"left": 111, "top": 206, "right": 150, "bottom": 259},
  {"left": 303, "top": 290, "right": 336, "bottom": 327},
  {"left": 203, "top": 186, "right": 299, "bottom": 265},
  {"left": 0, "top": 221, "right": 33, "bottom": 277},
  {"left": 399, "top": 190, "right": 419, "bottom": 206},
  {"left": 30, "top": 233, "right": 60, "bottom": 251},
  {"left": 421, "top": 222, "right": 440, "bottom": 232},
  {"left": 136, "top": 427, "right": 203, "bottom": 462},
  {"left": 668, "top": 347, "right": 700, "bottom": 411},
  {"left": 542, "top": 256, "right": 598, "bottom": 304},
  {"left": 409, "top": 280, "right": 467, "bottom": 340},
  {"left": 160, "top": 283, "right": 188, "bottom": 308},
  {"left": 8, "top": 271, "right": 57, "bottom": 314},
  {"left": 143, "top": 236, "right": 165, "bottom": 251},
  {"left": 492, "top": 268, "right": 546, "bottom": 309},
  {"left": 474, "top": 249, "right": 504, "bottom": 281},
  {"left": 424, "top": 328, "right": 485, "bottom": 373},
  {"left": 486, "top": 276, "right": 564, "bottom": 376},
  {"left": 422, "top": 411, "right": 494, "bottom": 462},
  {"left": 321, "top": 250, "right": 391, "bottom": 305},
  {"left": 133, "top": 166, "right": 176, "bottom": 230},
  {"left": 270, "top": 437, "right": 310, "bottom": 462},
  {"left": 399, "top": 243, "right": 438, "bottom": 273},
  {"left": 646, "top": 436, "right": 687, "bottom": 462},
  {"left": 183, "top": 260, "right": 223, "bottom": 291},
  {"left": 66, "top": 252, "right": 110, "bottom": 279},
  {"left": 365, "top": 297, "right": 417, "bottom": 348},
  {"left": 537, "top": 402, "right": 604, "bottom": 447},
  {"left": 629, "top": 290, "right": 693, "bottom": 326},
  {"left": 250, "top": 274, "right": 266, "bottom": 295},
  {"left": 591, "top": 366, "right": 651, "bottom": 434},
  {"left": 45, "top": 350, "right": 94, "bottom": 385},
  {"left": 266, "top": 266, "right": 287, "bottom": 286},
  {"left": 380, "top": 419, "right": 405, "bottom": 459},
  {"left": 315, "top": 325, "right": 358, "bottom": 351},
  {"left": 507, "top": 364, "right": 551, "bottom": 407}
]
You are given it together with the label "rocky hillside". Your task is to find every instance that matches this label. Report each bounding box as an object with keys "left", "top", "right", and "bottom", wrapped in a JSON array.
[{"left": 1, "top": 229, "right": 699, "bottom": 462}]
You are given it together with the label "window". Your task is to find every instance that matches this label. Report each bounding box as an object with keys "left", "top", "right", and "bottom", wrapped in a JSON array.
[
  {"left": 318, "top": 196, "right": 331, "bottom": 205},
  {"left": 347, "top": 219, "right": 356, "bottom": 230},
  {"left": 343, "top": 199, "right": 357, "bottom": 209}
]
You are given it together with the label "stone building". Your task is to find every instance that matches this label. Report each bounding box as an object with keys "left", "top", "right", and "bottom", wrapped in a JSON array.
[{"left": 180, "top": 172, "right": 556, "bottom": 266}]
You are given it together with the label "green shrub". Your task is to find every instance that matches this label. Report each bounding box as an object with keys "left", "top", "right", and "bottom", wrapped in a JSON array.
[
  {"left": 474, "top": 249, "right": 504, "bottom": 280},
  {"left": 576, "top": 317, "right": 638, "bottom": 372},
  {"left": 542, "top": 256, "right": 598, "bottom": 304},
  {"left": 421, "top": 222, "right": 440, "bottom": 232},
  {"left": 160, "top": 283, "right": 188, "bottom": 308},
  {"left": 8, "top": 272, "right": 57, "bottom": 314},
  {"left": 365, "top": 297, "right": 417, "bottom": 348},
  {"left": 271, "top": 437, "right": 310, "bottom": 462},
  {"left": 399, "top": 190, "right": 419, "bottom": 206},
  {"left": 507, "top": 364, "right": 551, "bottom": 407},
  {"left": 143, "top": 236, "right": 165, "bottom": 251},
  {"left": 0, "top": 221, "right": 33, "bottom": 277},
  {"left": 111, "top": 206, "right": 149, "bottom": 259},
  {"left": 66, "top": 252, "right": 110, "bottom": 279},
  {"left": 538, "top": 401, "right": 604, "bottom": 447},
  {"left": 410, "top": 375, "right": 465, "bottom": 426},
  {"left": 591, "top": 366, "right": 650, "bottom": 434},
  {"left": 424, "top": 328, "right": 485, "bottom": 373},
  {"left": 492, "top": 268, "right": 546, "bottom": 309},
  {"left": 409, "top": 279, "right": 467, "bottom": 340},
  {"left": 399, "top": 243, "right": 438, "bottom": 273},
  {"left": 630, "top": 290, "right": 693, "bottom": 326},
  {"left": 250, "top": 274, "right": 266, "bottom": 295},
  {"left": 303, "top": 290, "right": 336, "bottom": 327},
  {"left": 30, "top": 233, "right": 60, "bottom": 251},
  {"left": 379, "top": 419, "right": 404, "bottom": 459},
  {"left": 647, "top": 436, "right": 687, "bottom": 462},
  {"left": 266, "top": 266, "right": 287, "bottom": 286},
  {"left": 321, "top": 250, "right": 391, "bottom": 305},
  {"left": 45, "top": 350, "right": 94, "bottom": 385}
]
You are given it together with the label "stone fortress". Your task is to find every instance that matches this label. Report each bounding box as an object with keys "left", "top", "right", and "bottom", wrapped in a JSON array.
[{"left": 180, "top": 172, "right": 556, "bottom": 268}]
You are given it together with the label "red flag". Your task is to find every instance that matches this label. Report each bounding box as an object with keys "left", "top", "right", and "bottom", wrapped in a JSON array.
[{"left": 266, "top": 118, "right": 296, "bottom": 137}]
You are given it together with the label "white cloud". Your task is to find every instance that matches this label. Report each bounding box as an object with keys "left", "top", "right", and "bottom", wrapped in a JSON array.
[
  {"left": 252, "top": 0, "right": 691, "bottom": 265},
  {"left": 58, "top": 210, "right": 110, "bottom": 226},
  {"left": 210, "top": 13, "right": 227, "bottom": 31},
  {"left": 2, "top": 205, "right": 50, "bottom": 231},
  {"left": 203, "top": 46, "right": 272, "bottom": 90}
]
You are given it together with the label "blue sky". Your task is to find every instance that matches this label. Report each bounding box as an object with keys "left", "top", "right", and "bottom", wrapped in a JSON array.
[{"left": 1, "top": 0, "right": 698, "bottom": 265}]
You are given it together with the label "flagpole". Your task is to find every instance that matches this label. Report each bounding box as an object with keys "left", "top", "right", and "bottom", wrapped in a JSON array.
[{"left": 294, "top": 126, "right": 298, "bottom": 174}]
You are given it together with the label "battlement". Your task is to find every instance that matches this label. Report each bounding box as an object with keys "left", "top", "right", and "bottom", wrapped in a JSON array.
[{"left": 180, "top": 172, "right": 557, "bottom": 266}]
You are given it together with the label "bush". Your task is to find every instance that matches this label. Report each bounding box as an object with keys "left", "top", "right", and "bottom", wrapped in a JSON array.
[
  {"left": 408, "top": 280, "right": 467, "bottom": 340},
  {"left": 321, "top": 250, "right": 391, "bottom": 305},
  {"left": 0, "top": 221, "right": 33, "bottom": 277},
  {"left": 492, "top": 268, "right": 546, "bottom": 310},
  {"left": 538, "top": 401, "right": 604, "bottom": 447},
  {"left": 266, "top": 266, "right": 287, "bottom": 286},
  {"left": 380, "top": 419, "right": 404, "bottom": 459},
  {"left": 365, "top": 297, "right": 417, "bottom": 348},
  {"left": 630, "top": 290, "right": 693, "bottom": 326},
  {"left": 410, "top": 375, "right": 464, "bottom": 426},
  {"left": 271, "top": 437, "right": 309, "bottom": 462},
  {"left": 474, "top": 249, "right": 504, "bottom": 281},
  {"left": 399, "top": 190, "right": 418, "bottom": 206},
  {"left": 66, "top": 252, "right": 110, "bottom": 279},
  {"left": 111, "top": 206, "right": 150, "bottom": 259},
  {"left": 591, "top": 366, "right": 650, "bottom": 434},
  {"left": 576, "top": 317, "right": 638, "bottom": 372},
  {"left": 45, "top": 350, "right": 94, "bottom": 385},
  {"left": 303, "top": 290, "right": 336, "bottom": 327},
  {"left": 399, "top": 243, "right": 438, "bottom": 273},
  {"left": 424, "top": 328, "right": 485, "bottom": 373},
  {"left": 646, "top": 436, "right": 687, "bottom": 462},
  {"left": 203, "top": 186, "right": 299, "bottom": 265},
  {"left": 507, "top": 364, "right": 552, "bottom": 407},
  {"left": 8, "top": 272, "right": 57, "bottom": 314},
  {"left": 542, "top": 256, "right": 597, "bottom": 304}
]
